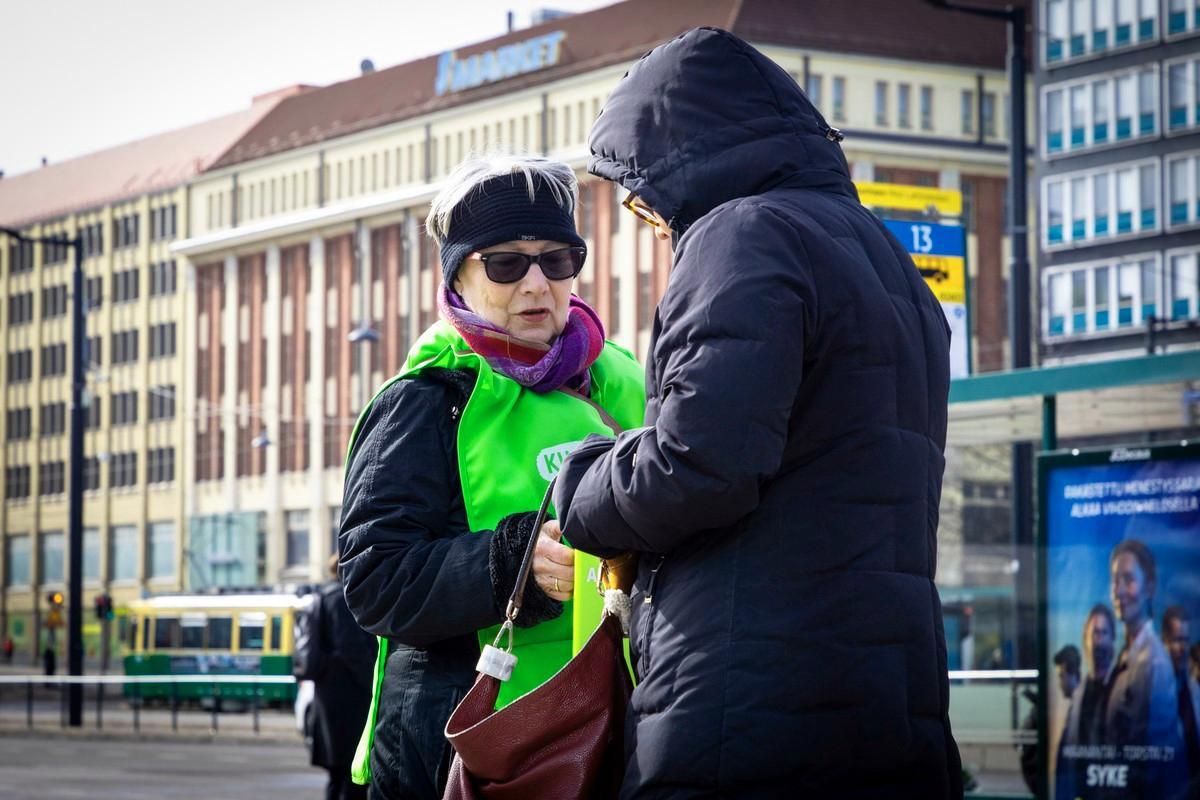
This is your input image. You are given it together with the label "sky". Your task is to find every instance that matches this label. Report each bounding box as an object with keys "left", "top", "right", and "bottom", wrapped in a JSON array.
[{"left": 0, "top": 0, "right": 613, "bottom": 178}]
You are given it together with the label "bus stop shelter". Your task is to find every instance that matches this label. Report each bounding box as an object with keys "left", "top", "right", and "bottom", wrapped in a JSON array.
[{"left": 944, "top": 348, "right": 1200, "bottom": 799}]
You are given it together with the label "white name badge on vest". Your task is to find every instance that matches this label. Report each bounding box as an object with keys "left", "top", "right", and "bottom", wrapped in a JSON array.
[{"left": 536, "top": 441, "right": 584, "bottom": 481}]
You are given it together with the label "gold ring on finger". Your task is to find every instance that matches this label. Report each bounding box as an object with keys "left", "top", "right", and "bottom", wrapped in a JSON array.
[{"left": 553, "top": 576, "right": 560, "bottom": 593}]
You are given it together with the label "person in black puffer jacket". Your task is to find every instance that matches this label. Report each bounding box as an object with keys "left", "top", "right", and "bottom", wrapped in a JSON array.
[{"left": 553, "top": 27, "right": 962, "bottom": 800}]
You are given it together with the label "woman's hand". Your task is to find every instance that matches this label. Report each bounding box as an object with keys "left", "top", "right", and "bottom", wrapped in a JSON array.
[{"left": 532, "top": 520, "right": 574, "bottom": 601}]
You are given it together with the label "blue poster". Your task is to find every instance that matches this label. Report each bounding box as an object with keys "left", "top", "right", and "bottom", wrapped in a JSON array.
[{"left": 1043, "top": 446, "right": 1200, "bottom": 799}]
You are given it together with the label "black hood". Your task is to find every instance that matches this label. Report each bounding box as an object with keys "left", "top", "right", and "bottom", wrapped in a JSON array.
[{"left": 588, "top": 27, "right": 856, "bottom": 236}]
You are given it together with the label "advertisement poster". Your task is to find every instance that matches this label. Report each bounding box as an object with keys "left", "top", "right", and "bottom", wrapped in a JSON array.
[{"left": 1041, "top": 445, "right": 1200, "bottom": 799}]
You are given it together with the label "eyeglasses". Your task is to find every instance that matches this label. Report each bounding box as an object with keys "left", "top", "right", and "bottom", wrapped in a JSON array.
[
  {"left": 622, "top": 193, "right": 661, "bottom": 229},
  {"left": 470, "top": 246, "right": 586, "bottom": 284}
]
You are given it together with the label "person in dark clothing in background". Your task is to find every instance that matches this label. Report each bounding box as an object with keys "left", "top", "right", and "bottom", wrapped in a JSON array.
[
  {"left": 554, "top": 26, "right": 961, "bottom": 799},
  {"left": 310, "top": 555, "right": 376, "bottom": 800}
]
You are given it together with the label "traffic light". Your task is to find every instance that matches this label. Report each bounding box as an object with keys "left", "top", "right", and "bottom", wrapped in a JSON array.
[
  {"left": 93, "top": 593, "right": 114, "bottom": 621},
  {"left": 46, "top": 591, "right": 63, "bottom": 607}
]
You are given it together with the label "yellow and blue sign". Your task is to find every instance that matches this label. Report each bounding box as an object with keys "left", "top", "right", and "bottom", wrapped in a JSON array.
[
  {"left": 883, "top": 219, "right": 969, "bottom": 378},
  {"left": 857, "top": 182, "right": 963, "bottom": 216}
]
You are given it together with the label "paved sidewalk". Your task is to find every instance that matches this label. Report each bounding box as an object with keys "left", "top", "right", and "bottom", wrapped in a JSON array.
[{"left": 0, "top": 731, "right": 326, "bottom": 800}]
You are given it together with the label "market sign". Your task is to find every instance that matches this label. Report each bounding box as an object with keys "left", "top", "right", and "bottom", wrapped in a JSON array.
[
  {"left": 858, "top": 181, "right": 963, "bottom": 216},
  {"left": 883, "top": 219, "right": 969, "bottom": 378},
  {"left": 435, "top": 31, "right": 567, "bottom": 96}
]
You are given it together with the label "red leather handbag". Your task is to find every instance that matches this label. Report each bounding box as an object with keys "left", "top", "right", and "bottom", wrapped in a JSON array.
[{"left": 442, "top": 479, "right": 632, "bottom": 800}]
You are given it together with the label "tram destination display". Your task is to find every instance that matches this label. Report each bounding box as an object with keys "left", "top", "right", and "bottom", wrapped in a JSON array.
[{"left": 1040, "top": 444, "right": 1200, "bottom": 799}]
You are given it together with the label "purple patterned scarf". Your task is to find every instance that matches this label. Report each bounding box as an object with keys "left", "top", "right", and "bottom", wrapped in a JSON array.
[{"left": 438, "top": 286, "right": 606, "bottom": 394}]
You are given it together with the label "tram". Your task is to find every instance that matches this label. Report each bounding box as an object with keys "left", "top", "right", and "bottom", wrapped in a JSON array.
[{"left": 123, "top": 591, "right": 306, "bottom": 705}]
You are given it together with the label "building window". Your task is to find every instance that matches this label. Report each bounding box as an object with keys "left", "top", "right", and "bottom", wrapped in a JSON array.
[
  {"left": 285, "top": 510, "right": 310, "bottom": 567},
  {"left": 1042, "top": 158, "right": 1160, "bottom": 249},
  {"left": 151, "top": 205, "right": 178, "bottom": 242},
  {"left": 85, "top": 396, "right": 102, "bottom": 431},
  {"left": 39, "top": 402, "right": 66, "bottom": 436},
  {"left": 85, "top": 335, "right": 102, "bottom": 368},
  {"left": 148, "top": 521, "right": 175, "bottom": 579},
  {"left": 1046, "top": 0, "right": 1067, "bottom": 62},
  {"left": 111, "top": 390, "right": 139, "bottom": 426},
  {"left": 41, "top": 284, "right": 68, "bottom": 319},
  {"left": 110, "top": 452, "right": 138, "bottom": 489},
  {"left": 1043, "top": 252, "right": 1163, "bottom": 338},
  {"left": 961, "top": 89, "right": 975, "bottom": 134},
  {"left": 150, "top": 322, "right": 176, "bottom": 359},
  {"left": 919, "top": 85, "right": 934, "bottom": 131},
  {"left": 83, "top": 527, "right": 101, "bottom": 582},
  {"left": 110, "top": 524, "right": 137, "bottom": 581},
  {"left": 150, "top": 260, "right": 177, "bottom": 296},
  {"left": 8, "top": 239, "right": 34, "bottom": 273},
  {"left": 148, "top": 447, "right": 175, "bottom": 485},
  {"left": 40, "top": 343, "right": 67, "bottom": 377},
  {"left": 1168, "top": 247, "right": 1200, "bottom": 320},
  {"left": 7, "top": 291, "right": 34, "bottom": 325},
  {"left": 6, "top": 408, "right": 31, "bottom": 441},
  {"left": 1167, "top": 152, "right": 1200, "bottom": 227},
  {"left": 37, "top": 462, "right": 65, "bottom": 496},
  {"left": 898, "top": 83, "right": 912, "bottom": 129},
  {"left": 1043, "top": 0, "right": 1157, "bottom": 65},
  {"left": 81, "top": 223, "right": 104, "bottom": 258},
  {"left": 5, "top": 534, "right": 31, "bottom": 586},
  {"left": 85, "top": 276, "right": 103, "bottom": 312},
  {"left": 6, "top": 349, "right": 33, "bottom": 383},
  {"left": 40, "top": 531, "right": 64, "bottom": 584},
  {"left": 875, "top": 81, "right": 889, "bottom": 126},
  {"left": 4, "top": 465, "right": 31, "bottom": 500},
  {"left": 982, "top": 92, "right": 997, "bottom": 137},
  {"left": 113, "top": 267, "right": 140, "bottom": 304},
  {"left": 149, "top": 385, "right": 176, "bottom": 421},
  {"left": 1165, "top": 56, "right": 1200, "bottom": 134},
  {"left": 83, "top": 457, "right": 101, "bottom": 491},
  {"left": 111, "top": 329, "right": 139, "bottom": 365},
  {"left": 806, "top": 73, "right": 823, "bottom": 110},
  {"left": 113, "top": 213, "right": 140, "bottom": 250},
  {"left": 1166, "top": 0, "right": 1200, "bottom": 36},
  {"left": 832, "top": 76, "right": 846, "bottom": 122}
]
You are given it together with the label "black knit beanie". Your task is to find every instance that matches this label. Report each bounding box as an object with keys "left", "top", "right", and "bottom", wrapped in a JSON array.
[{"left": 439, "top": 173, "right": 585, "bottom": 286}]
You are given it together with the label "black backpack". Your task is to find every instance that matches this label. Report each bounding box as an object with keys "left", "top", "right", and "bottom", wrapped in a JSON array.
[{"left": 292, "top": 591, "right": 325, "bottom": 681}]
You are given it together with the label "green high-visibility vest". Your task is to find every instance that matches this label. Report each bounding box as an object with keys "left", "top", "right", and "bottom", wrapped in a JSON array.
[{"left": 349, "top": 321, "right": 646, "bottom": 784}]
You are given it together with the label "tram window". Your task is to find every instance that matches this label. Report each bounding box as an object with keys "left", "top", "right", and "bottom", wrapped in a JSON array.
[
  {"left": 127, "top": 616, "right": 138, "bottom": 650},
  {"left": 238, "top": 613, "right": 265, "bottom": 651},
  {"left": 207, "top": 617, "right": 233, "bottom": 650},
  {"left": 270, "top": 616, "right": 282, "bottom": 652},
  {"left": 180, "top": 615, "right": 206, "bottom": 649},
  {"left": 142, "top": 618, "right": 150, "bottom": 651},
  {"left": 154, "top": 617, "right": 180, "bottom": 649}
]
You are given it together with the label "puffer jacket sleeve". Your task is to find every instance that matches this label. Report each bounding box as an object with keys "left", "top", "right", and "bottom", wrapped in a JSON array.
[
  {"left": 556, "top": 200, "right": 815, "bottom": 555},
  {"left": 339, "top": 376, "right": 499, "bottom": 647}
]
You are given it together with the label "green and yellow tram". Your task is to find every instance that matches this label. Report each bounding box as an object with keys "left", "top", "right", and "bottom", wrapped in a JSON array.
[{"left": 124, "top": 592, "right": 305, "bottom": 705}]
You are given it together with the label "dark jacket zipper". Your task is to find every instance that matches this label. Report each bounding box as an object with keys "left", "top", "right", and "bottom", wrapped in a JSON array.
[{"left": 637, "top": 555, "right": 667, "bottom": 672}]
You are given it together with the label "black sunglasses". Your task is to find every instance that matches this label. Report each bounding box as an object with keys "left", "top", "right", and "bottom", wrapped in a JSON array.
[{"left": 470, "top": 246, "right": 586, "bottom": 284}]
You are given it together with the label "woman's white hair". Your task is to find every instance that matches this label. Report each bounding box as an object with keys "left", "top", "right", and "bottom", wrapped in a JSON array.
[{"left": 425, "top": 153, "right": 579, "bottom": 243}]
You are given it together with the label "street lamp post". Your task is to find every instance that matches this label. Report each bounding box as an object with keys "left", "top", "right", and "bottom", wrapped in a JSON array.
[
  {"left": 922, "top": 0, "right": 1036, "bottom": 677},
  {"left": 1, "top": 225, "right": 86, "bottom": 726}
]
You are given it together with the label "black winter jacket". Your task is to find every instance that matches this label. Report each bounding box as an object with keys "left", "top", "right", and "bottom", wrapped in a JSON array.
[
  {"left": 308, "top": 579, "right": 377, "bottom": 771},
  {"left": 339, "top": 368, "right": 561, "bottom": 800},
  {"left": 554, "top": 28, "right": 962, "bottom": 799}
]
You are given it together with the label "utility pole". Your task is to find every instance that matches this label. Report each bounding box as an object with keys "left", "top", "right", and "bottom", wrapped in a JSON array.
[{"left": 1, "top": 225, "right": 86, "bottom": 726}]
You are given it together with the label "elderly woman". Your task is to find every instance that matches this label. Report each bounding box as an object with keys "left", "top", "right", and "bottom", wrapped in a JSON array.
[{"left": 338, "top": 154, "right": 645, "bottom": 800}]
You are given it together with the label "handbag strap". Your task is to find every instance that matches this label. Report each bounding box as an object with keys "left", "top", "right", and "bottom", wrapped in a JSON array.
[{"left": 502, "top": 476, "right": 557, "bottom": 629}]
